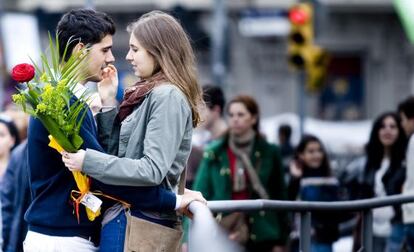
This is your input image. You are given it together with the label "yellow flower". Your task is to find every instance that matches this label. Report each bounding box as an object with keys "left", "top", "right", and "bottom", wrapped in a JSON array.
[
  {"left": 12, "top": 94, "right": 25, "bottom": 104},
  {"left": 41, "top": 83, "right": 54, "bottom": 100},
  {"left": 40, "top": 73, "right": 50, "bottom": 83},
  {"left": 43, "top": 83, "right": 53, "bottom": 92},
  {"left": 57, "top": 78, "right": 68, "bottom": 87},
  {"left": 36, "top": 103, "right": 47, "bottom": 113}
]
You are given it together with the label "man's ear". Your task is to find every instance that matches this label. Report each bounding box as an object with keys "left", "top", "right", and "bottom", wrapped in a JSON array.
[
  {"left": 212, "top": 105, "right": 222, "bottom": 115},
  {"left": 72, "top": 42, "right": 85, "bottom": 54}
]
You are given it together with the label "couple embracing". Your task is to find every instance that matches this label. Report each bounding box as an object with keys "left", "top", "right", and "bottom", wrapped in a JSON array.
[{"left": 23, "top": 8, "right": 206, "bottom": 252}]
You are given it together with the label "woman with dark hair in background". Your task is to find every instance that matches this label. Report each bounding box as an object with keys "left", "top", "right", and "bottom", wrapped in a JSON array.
[
  {"left": 288, "top": 135, "right": 340, "bottom": 252},
  {"left": 349, "top": 112, "right": 407, "bottom": 252},
  {"left": 0, "top": 117, "right": 20, "bottom": 179},
  {"left": 193, "top": 95, "right": 288, "bottom": 252}
]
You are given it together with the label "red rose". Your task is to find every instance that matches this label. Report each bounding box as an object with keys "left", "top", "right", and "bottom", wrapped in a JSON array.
[{"left": 11, "top": 63, "right": 35, "bottom": 83}]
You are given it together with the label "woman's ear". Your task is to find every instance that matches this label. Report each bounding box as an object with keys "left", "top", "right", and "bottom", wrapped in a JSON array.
[
  {"left": 152, "top": 61, "right": 161, "bottom": 75},
  {"left": 252, "top": 115, "right": 258, "bottom": 126},
  {"left": 9, "top": 137, "right": 15, "bottom": 149},
  {"left": 298, "top": 153, "right": 305, "bottom": 163}
]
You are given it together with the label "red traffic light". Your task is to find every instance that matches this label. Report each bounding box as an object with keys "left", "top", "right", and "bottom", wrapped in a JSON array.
[{"left": 289, "top": 7, "right": 310, "bottom": 25}]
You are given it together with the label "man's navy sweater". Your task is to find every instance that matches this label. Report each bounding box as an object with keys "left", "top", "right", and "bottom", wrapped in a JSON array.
[{"left": 25, "top": 104, "right": 176, "bottom": 239}]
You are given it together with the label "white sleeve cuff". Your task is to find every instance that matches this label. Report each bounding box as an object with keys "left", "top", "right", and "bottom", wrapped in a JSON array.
[{"left": 175, "top": 195, "right": 183, "bottom": 210}]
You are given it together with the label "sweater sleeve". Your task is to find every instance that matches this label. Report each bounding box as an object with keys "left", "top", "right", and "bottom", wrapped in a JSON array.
[
  {"left": 80, "top": 109, "right": 176, "bottom": 211},
  {"left": 82, "top": 88, "right": 190, "bottom": 186},
  {"left": 94, "top": 107, "right": 118, "bottom": 153},
  {"left": 92, "top": 180, "right": 176, "bottom": 211},
  {"left": 288, "top": 177, "right": 301, "bottom": 201}
]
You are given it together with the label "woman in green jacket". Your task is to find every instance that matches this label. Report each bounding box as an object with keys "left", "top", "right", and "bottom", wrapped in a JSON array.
[{"left": 193, "top": 95, "right": 289, "bottom": 252}]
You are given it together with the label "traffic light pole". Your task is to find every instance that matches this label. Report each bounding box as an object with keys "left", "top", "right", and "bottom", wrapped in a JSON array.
[
  {"left": 211, "top": 0, "right": 227, "bottom": 86},
  {"left": 298, "top": 71, "right": 306, "bottom": 136}
]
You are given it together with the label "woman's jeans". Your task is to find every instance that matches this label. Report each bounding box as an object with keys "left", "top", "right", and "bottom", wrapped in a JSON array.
[
  {"left": 386, "top": 223, "right": 405, "bottom": 252},
  {"left": 99, "top": 211, "right": 127, "bottom": 252},
  {"left": 405, "top": 223, "right": 414, "bottom": 252},
  {"left": 98, "top": 210, "right": 176, "bottom": 252}
]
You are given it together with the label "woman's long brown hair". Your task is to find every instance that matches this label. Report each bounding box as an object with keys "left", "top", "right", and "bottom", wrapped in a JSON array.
[{"left": 127, "top": 11, "right": 203, "bottom": 127}]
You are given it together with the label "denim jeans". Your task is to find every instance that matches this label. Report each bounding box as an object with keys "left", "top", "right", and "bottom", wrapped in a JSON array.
[
  {"left": 99, "top": 211, "right": 127, "bottom": 252},
  {"left": 386, "top": 223, "right": 405, "bottom": 252},
  {"left": 311, "top": 242, "right": 332, "bottom": 252},
  {"left": 405, "top": 223, "right": 414, "bottom": 252}
]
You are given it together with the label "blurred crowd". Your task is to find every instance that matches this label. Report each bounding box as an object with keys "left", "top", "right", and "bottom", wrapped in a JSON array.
[
  {"left": 182, "top": 85, "right": 414, "bottom": 252},
  {"left": 1, "top": 83, "right": 414, "bottom": 252}
]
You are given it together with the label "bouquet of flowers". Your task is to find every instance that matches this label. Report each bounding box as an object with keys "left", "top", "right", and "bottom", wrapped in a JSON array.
[{"left": 11, "top": 34, "right": 100, "bottom": 222}]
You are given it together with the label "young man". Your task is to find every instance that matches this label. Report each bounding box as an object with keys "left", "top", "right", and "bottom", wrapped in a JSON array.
[
  {"left": 399, "top": 96, "right": 414, "bottom": 251},
  {"left": 186, "top": 85, "right": 227, "bottom": 188},
  {"left": 200, "top": 85, "right": 227, "bottom": 141},
  {"left": 24, "top": 9, "right": 201, "bottom": 252}
]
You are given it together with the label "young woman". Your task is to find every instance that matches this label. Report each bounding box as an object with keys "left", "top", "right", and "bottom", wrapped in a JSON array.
[
  {"left": 349, "top": 112, "right": 407, "bottom": 252},
  {"left": 288, "top": 135, "right": 340, "bottom": 252},
  {"left": 62, "top": 11, "right": 204, "bottom": 251},
  {"left": 0, "top": 117, "right": 20, "bottom": 179},
  {"left": 193, "top": 95, "right": 289, "bottom": 252}
]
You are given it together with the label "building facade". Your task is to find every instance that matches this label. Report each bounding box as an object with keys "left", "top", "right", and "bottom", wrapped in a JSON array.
[{"left": 1, "top": 0, "right": 412, "bottom": 120}]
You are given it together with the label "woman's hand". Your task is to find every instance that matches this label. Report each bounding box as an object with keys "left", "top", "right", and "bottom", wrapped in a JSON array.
[
  {"left": 289, "top": 160, "right": 303, "bottom": 178},
  {"left": 271, "top": 245, "right": 286, "bottom": 252},
  {"left": 61, "top": 150, "right": 86, "bottom": 172},
  {"left": 98, "top": 64, "right": 118, "bottom": 106},
  {"left": 177, "top": 189, "right": 207, "bottom": 218}
]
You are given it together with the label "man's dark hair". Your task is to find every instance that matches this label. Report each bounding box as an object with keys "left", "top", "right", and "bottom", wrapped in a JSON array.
[
  {"left": 279, "top": 124, "right": 292, "bottom": 140},
  {"left": 202, "top": 85, "right": 225, "bottom": 116},
  {"left": 398, "top": 96, "right": 414, "bottom": 119},
  {"left": 56, "top": 9, "right": 115, "bottom": 61}
]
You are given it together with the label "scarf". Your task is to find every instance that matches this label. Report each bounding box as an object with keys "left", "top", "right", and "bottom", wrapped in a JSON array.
[
  {"left": 116, "top": 71, "right": 167, "bottom": 122},
  {"left": 228, "top": 130, "right": 270, "bottom": 199},
  {"left": 228, "top": 130, "right": 256, "bottom": 192}
]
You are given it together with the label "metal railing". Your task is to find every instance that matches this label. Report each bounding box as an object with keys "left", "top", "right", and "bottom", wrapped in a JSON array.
[{"left": 188, "top": 194, "right": 414, "bottom": 252}]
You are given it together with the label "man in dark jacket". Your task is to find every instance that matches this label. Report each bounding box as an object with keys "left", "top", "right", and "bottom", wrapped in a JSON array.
[
  {"left": 1, "top": 140, "right": 30, "bottom": 252},
  {"left": 23, "top": 9, "right": 179, "bottom": 252}
]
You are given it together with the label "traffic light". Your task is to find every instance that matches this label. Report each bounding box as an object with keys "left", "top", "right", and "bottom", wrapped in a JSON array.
[
  {"left": 287, "top": 2, "right": 330, "bottom": 92},
  {"left": 287, "top": 3, "right": 313, "bottom": 70},
  {"left": 306, "top": 46, "right": 330, "bottom": 92}
]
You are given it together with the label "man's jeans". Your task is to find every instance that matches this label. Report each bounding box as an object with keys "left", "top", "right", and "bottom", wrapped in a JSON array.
[
  {"left": 23, "top": 231, "right": 98, "bottom": 252},
  {"left": 99, "top": 211, "right": 127, "bottom": 252}
]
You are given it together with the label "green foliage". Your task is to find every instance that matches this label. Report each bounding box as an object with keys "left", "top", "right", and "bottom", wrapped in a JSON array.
[{"left": 12, "top": 32, "right": 91, "bottom": 152}]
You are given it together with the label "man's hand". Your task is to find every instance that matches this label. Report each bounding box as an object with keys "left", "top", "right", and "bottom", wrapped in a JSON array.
[
  {"left": 98, "top": 64, "right": 118, "bottom": 106},
  {"left": 177, "top": 189, "right": 207, "bottom": 219},
  {"left": 61, "top": 150, "right": 86, "bottom": 172}
]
